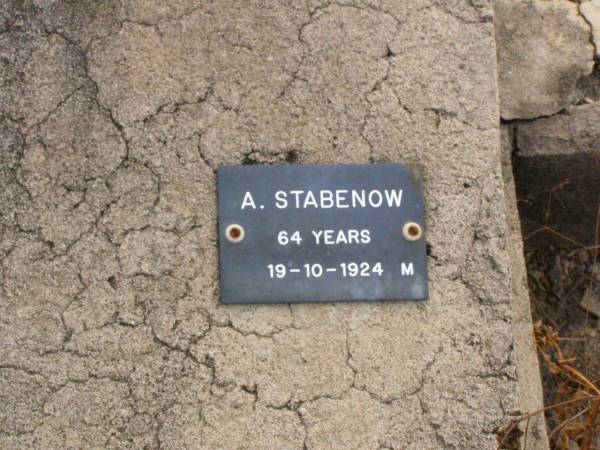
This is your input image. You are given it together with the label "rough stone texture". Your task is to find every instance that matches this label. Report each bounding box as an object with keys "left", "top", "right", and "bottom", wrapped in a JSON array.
[
  {"left": 0, "top": 1, "right": 543, "bottom": 449},
  {"left": 575, "top": 66, "right": 600, "bottom": 104},
  {"left": 581, "top": 0, "right": 600, "bottom": 58},
  {"left": 495, "top": 0, "right": 595, "bottom": 120},
  {"left": 514, "top": 104, "right": 600, "bottom": 246},
  {"left": 500, "top": 125, "right": 550, "bottom": 448},
  {"left": 517, "top": 103, "right": 600, "bottom": 156}
]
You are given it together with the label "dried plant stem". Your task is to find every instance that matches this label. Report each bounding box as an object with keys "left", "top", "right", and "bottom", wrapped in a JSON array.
[
  {"left": 524, "top": 225, "right": 586, "bottom": 247},
  {"left": 496, "top": 396, "right": 600, "bottom": 450},
  {"left": 549, "top": 407, "right": 589, "bottom": 441},
  {"left": 584, "top": 205, "right": 600, "bottom": 375}
]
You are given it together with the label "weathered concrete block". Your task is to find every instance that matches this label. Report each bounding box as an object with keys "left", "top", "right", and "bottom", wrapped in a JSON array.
[
  {"left": 581, "top": 0, "right": 600, "bottom": 59},
  {"left": 495, "top": 0, "right": 594, "bottom": 119},
  {"left": 515, "top": 104, "right": 600, "bottom": 246},
  {"left": 517, "top": 103, "right": 600, "bottom": 156},
  {"left": 501, "top": 125, "right": 550, "bottom": 448},
  {"left": 0, "top": 1, "right": 545, "bottom": 449}
]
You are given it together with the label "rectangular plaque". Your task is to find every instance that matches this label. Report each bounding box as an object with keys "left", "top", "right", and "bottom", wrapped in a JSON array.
[{"left": 217, "top": 164, "right": 428, "bottom": 304}]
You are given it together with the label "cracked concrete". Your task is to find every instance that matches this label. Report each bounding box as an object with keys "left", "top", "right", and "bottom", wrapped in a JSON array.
[
  {"left": 581, "top": 0, "right": 600, "bottom": 59},
  {"left": 495, "top": 0, "right": 595, "bottom": 120},
  {"left": 508, "top": 102, "right": 600, "bottom": 248},
  {"left": 1, "top": 0, "right": 544, "bottom": 448},
  {"left": 496, "top": 0, "right": 600, "bottom": 248}
]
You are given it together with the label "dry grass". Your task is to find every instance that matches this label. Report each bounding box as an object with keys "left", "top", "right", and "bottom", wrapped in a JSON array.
[
  {"left": 496, "top": 181, "right": 600, "bottom": 449},
  {"left": 496, "top": 322, "right": 600, "bottom": 449}
]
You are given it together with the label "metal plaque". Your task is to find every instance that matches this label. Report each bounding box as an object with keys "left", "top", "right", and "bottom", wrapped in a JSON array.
[{"left": 218, "top": 164, "right": 428, "bottom": 304}]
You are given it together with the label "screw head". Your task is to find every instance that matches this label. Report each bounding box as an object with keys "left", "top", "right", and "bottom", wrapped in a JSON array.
[
  {"left": 402, "top": 222, "right": 422, "bottom": 241},
  {"left": 225, "top": 224, "right": 245, "bottom": 243}
]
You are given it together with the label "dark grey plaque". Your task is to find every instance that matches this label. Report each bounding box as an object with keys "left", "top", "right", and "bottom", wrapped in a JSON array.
[{"left": 218, "top": 164, "right": 428, "bottom": 304}]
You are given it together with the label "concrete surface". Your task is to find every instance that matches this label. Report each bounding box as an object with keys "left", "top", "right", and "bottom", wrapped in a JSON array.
[
  {"left": 575, "top": 66, "right": 600, "bottom": 104},
  {"left": 495, "top": 0, "right": 595, "bottom": 120},
  {"left": 517, "top": 103, "right": 600, "bottom": 156},
  {"left": 581, "top": 0, "right": 600, "bottom": 59},
  {"left": 0, "top": 1, "right": 544, "bottom": 449},
  {"left": 501, "top": 125, "right": 550, "bottom": 448},
  {"left": 513, "top": 104, "right": 600, "bottom": 246}
]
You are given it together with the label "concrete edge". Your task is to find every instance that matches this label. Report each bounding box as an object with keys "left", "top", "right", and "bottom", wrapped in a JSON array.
[{"left": 500, "top": 124, "right": 550, "bottom": 449}]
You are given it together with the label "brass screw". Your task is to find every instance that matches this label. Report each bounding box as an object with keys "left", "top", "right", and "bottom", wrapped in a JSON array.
[
  {"left": 225, "top": 224, "right": 245, "bottom": 243},
  {"left": 402, "top": 222, "right": 422, "bottom": 241}
]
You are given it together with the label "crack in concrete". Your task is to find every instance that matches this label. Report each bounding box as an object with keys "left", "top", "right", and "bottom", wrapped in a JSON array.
[
  {"left": 0, "top": 1, "right": 532, "bottom": 447},
  {"left": 578, "top": 0, "right": 599, "bottom": 58}
]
